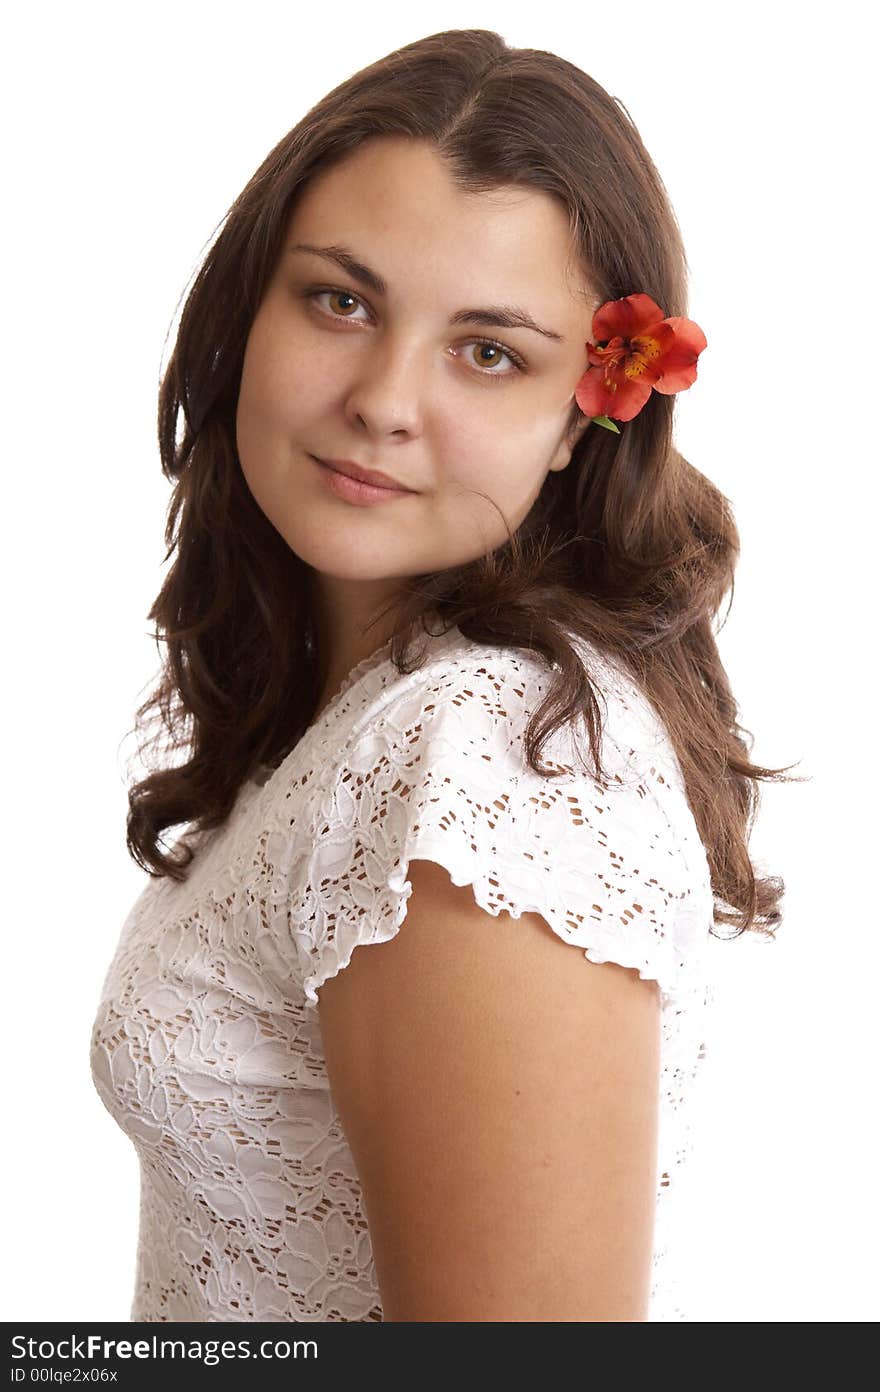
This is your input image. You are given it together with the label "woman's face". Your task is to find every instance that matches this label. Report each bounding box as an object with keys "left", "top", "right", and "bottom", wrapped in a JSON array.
[{"left": 236, "top": 135, "right": 599, "bottom": 662}]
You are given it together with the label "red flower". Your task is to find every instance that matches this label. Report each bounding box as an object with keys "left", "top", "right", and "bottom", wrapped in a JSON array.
[{"left": 574, "top": 293, "right": 707, "bottom": 425}]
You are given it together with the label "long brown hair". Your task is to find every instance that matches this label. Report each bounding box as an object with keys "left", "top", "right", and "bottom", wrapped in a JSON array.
[{"left": 125, "top": 28, "right": 802, "bottom": 939}]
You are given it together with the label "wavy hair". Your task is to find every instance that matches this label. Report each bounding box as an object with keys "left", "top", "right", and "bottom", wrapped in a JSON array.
[{"left": 125, "top": 27, "right": 802, "bottom": 939}]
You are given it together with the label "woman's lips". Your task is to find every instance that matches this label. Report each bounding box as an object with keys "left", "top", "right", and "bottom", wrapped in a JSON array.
[
  {"left": 318, "top": 456, "right": 414, "bottom": 491},
  {"left": 312, "top": 455, "right": 416, "bottom": 507}
]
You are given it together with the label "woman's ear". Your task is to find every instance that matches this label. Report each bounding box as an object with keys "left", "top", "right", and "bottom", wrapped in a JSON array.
[
  {"left": 548, "top": 411, "right": 590, "bottom": 474},
  {"left": 569, "top": 411, "right": 591, "bottom": 449}
]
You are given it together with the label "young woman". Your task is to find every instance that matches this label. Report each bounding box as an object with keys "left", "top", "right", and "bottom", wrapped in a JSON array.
[{"left": 90, "top": 29, "right": 796, "bottom": 1323}]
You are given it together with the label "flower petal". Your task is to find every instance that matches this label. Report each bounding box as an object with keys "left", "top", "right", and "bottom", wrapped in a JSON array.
[
  {"left": 575, "top": 365, "right": 653, "bottom": 422},
  {"left": 604, "top": 377, "right": 655, "bottom": 421},
  {"left": 650, "top": 317, "right": 708, "bottom": 394},
  {"left": 591, "top": 292, "right": 667, "bottom": 343}
]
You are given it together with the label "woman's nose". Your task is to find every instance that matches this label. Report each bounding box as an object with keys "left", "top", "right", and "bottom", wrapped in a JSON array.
[{"left": 341, "top": 333, "right": 430, "bottom": 438}]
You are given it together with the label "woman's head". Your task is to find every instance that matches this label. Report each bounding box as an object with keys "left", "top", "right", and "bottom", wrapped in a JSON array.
[
  {"left": 165, "top": 26, "right": 693, "bottom": 660},
  {"left": 235, "top": 134, "right": 600, "bottom": 655},
  {"left": 132, "top": 28, "right": 796, "bottom": 942}
]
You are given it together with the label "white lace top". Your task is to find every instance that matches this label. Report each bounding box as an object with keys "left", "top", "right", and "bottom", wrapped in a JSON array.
[{"left": 90, "top": 623, "right": 718, "bottom": 1322}]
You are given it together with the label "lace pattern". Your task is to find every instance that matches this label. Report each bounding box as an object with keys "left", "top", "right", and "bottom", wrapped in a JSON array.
[{"left": 90, "top": 624, "right": 717, "bottom": 1321}]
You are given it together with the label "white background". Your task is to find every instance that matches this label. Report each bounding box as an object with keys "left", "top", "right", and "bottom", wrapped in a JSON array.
[{"left": 3, "top": 0, "right": 876, "bottom": 1322}]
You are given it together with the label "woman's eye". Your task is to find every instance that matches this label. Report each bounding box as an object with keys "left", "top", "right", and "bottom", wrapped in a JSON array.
[
  {"left": 463, "top": 341, "right": 525, "bottom": 376},
  {"left": 305, "top": 287, "right": 527, "bottom": 378},
  {"left": 309, "top": 288, "right": 369, "bottom": 321}
]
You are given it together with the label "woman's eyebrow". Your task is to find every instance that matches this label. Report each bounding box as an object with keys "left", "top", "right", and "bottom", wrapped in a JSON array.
[{"left": 287, "top": 241, "right": 566, "bottom": 342}]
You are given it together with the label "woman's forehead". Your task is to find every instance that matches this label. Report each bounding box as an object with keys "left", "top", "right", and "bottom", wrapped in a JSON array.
[{"left": 285, "top": 144, "right": 596, "bottom": 322}]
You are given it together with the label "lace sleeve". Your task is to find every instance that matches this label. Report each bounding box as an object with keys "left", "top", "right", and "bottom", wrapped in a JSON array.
[{"left": 296, "top": 646, "right": 712, "bottom": 1012}]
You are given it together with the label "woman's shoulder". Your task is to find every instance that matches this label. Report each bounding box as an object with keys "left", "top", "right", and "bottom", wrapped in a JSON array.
[
  {"left": 357, "top": 623, "right": 682, "bottom": 783},
  {"left": 263, "top": 622, "right": 707, "bottom": 899},
  {"left": 354, "top": 625, "right": 711, "bottom": 898}
]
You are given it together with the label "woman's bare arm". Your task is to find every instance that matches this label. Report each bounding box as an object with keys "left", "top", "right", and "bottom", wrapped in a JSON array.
[{"left": 316, "top": 856, "right": 661, "bottom": 1321}]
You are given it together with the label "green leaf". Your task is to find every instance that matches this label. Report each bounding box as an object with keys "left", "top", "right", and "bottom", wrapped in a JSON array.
[{"left": 591, "top": 414, "right": 621, "bottom": 434}]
